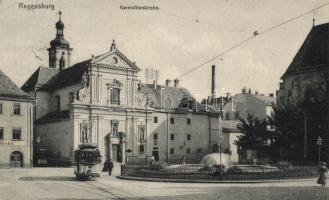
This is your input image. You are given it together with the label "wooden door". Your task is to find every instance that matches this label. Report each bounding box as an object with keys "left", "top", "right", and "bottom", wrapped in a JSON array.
[{"left": 10, "top": 152, "right": 23, "bottom": 167}]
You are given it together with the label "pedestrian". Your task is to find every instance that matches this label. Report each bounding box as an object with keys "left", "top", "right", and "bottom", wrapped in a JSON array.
[
  {"left": 150, "top": 156, "right": 155, "bottom": 167},
  {"left": 108, "top": 159, "right": 114, "bottom": 176},
  {"left": 317, "top": 162, "right": 328, "bottom": 187},
  {"left": 102, "top": 160, "right": 109, "bottom": 172}
]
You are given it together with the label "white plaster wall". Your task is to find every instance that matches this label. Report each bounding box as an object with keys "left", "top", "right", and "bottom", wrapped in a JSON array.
[
  {"left": 0, "top": 100, "right": 33, "bottom": 167},
  {"left": 50, "top": 83, "right": 81, "bottom": 112}
]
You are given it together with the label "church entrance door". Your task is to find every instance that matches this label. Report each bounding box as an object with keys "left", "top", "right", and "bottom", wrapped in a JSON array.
[{"left": 112, "top": 144, "right": 122, "bottom": 162}]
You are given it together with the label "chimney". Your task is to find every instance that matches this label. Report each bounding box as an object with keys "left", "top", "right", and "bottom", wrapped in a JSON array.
[
  {"left": 165, "top": 79, "right": 171, "bottom": 86},
  {"left": 211, "top": 65, "right": 216, "bottom": 98},
  {"left": 153, "top": 80, "right": 157, "bottom": 90},
  {"left": 174, "top": 79, "right": 180, "bottom": 87},
  {"left": 269, "top": 93, "right": 274, "bottom": 97},
  {"left": 242, "top": 87, "right": 246, "bottom": 94}
]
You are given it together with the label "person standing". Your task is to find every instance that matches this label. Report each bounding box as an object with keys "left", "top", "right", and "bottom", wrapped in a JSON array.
[
  {"left": 150, "top": 156, "right": 155, "bottom": 167},
  {"left": 317, "top": 162, "right": 328, "bottom": 187},
  {"left": 108, "top": 159, "right": 114, "bottom": 176},
  {"left": 102, "top": 160, "right": 109, "bottom": 172}
]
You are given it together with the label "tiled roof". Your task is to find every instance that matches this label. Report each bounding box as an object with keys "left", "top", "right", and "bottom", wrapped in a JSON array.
[
  {"left": 21, "top": 66, "right": 59, "bottom": 92},
  {"left": 41, "top": 60, "right": 89, "bottom": 90},
  {"left": 141, "top": 84, "right": 218, "bottom": 114},
  {"left": 234, "top": 93, "right": 276, "bottom": 106},
  {"left": 253, "top": 94, "right": 276, "bottom": 105},
  {"left": 282, "top": 22, "right": 329, "bottom": 78},
  {"left": 0, "top": 70, "right": 33, "bottom": 100}
]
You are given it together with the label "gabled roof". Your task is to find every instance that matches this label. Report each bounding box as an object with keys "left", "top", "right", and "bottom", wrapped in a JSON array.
[
  {"left": 233, "top": 93, "right": 276, "bottom": 106},
  {"left": 33, "top": 47, "right": 141, "bottom": 91},
  {"left": 282, "top": 22, "right": 329, "bottom": 78},
  {"left": 21, "top": 66, "right": 59, "bottom": 92},
  {"left": 0, "top": 70, "right": 33, "bottom": 100}
]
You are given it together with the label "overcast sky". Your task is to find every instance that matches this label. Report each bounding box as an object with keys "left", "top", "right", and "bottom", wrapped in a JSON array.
[{"left": 1, "top": 0, "right": 329, "bottom": 100}]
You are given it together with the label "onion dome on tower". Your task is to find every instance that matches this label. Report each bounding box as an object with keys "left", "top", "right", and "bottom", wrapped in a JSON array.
[{"left": 48, "top": 11, "right": 73, "bottom": 69}]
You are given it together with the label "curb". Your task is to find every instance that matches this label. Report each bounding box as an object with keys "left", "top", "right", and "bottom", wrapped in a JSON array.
[{"left": 117, "top": 175, "right": 316, "bottom": 184}]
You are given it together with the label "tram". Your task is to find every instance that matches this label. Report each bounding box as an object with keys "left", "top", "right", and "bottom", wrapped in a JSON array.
[{"left": 74, "top": 143, "right": 102, "bottom": 181}]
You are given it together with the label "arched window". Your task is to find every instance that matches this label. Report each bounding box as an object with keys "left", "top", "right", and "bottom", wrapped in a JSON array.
[{"left": 59, "top": 55, "right": 65, "bottom": 70}]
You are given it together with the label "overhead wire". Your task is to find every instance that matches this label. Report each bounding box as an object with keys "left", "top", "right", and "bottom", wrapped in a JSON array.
[{"left": 175, "top": 2, "right": 329, "bottom": 79}]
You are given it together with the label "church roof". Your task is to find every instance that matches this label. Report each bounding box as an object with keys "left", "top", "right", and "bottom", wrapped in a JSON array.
[
  {"left": 282, "top": 22, "right": 329, "bottom": 78},
  {"left": 21, "top": 66, "right": 59, "bottom": 92},
  {"left": 41, "top": 60, "right": 89, "bottom": 90},
  {"left": 0, "top": 70, "right": 33, "bottom": 100}
]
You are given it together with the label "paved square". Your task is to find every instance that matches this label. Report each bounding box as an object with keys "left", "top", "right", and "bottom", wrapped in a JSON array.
[{"left": 0, "top": 168, "right": 329, "bottom": 200}]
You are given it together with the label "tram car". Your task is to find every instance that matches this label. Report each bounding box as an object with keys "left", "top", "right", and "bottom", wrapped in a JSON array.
[{"left": 74, "top": 143, "right": 102, "bottom": 181}]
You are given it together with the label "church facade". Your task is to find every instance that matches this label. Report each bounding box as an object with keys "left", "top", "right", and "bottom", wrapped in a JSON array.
[
  {"left": 22, "top": 13, "right": 220, "bottom": 165},
  {"left": 277, "top": 22, "right": 329, "bottom": 106},
  {"left": 276, "top": 22, "right": 329, "bottom": 161}
]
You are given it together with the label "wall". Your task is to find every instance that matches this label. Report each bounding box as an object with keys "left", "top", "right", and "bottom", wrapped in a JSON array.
[
  {"left": 36, "top": 118, "right": 73, "bottom": 162},
  {"left": 50, "top": 83, "right": 81, "bottom": 112},
  {"left": 279, "top": 70, "right": 329, "bottom": 106},
  {"left": 149, "top": 112, "right": 219, "bottom": 161},
  {"left": 35, "top": 91, "right": 51, "bottom": 119},
  {"left": 0, "top": 99, "right": 33, "bottom": 168}
]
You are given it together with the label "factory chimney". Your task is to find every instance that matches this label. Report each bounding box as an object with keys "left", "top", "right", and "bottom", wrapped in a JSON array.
[{"left": 211, "top": 65, "right": 216, "bottom": 100}]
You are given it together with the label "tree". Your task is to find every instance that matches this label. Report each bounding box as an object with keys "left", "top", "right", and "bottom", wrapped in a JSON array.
[
  {"left": 235, "top": 113, "right": 272, "bottom": 155},
  {"left": 267, "top": 105, "right": 305, "bottom": 162}
]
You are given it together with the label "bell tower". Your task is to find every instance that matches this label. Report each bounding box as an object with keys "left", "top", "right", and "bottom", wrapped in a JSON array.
[{"left": 48, "top": 11, "right": 73, "bottom": 70}]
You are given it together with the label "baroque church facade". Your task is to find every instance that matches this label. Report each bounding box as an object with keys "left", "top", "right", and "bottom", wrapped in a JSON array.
[{"left": 22, "top": 13, "right": 220, "bottom": 165}]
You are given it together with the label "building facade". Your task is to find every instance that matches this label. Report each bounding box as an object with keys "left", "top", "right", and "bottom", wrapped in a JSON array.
[
  {"left": 0, "top": 70, "right": 34, "bottom": 168},
  {"left": 22, "top": 13, "right": 220, "bottom": 165},
  {"left": 276, "top": 22, "right": 329, "bottom": 162},
  {"left": 277, "top": 23, "right": 329, "bottom": 107}
]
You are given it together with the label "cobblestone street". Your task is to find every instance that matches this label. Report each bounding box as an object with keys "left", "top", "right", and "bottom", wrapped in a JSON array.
[{"left": 0, "top": 168, "right": 329, "bottom": 200}]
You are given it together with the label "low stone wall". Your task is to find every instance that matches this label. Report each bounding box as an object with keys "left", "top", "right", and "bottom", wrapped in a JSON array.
[{"left": 121, "top": 165, "right": 318, "bottom": 181}]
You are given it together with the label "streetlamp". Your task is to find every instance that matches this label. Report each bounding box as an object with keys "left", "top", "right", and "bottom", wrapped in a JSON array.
[
  {"left": 218, "top": 132, "right": 224, "bottom": 175},
  {"left": 317, "top": 136, "right": 323, "bottom": 166}
]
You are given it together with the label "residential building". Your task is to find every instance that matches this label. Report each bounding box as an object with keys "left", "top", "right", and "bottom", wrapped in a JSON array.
[{"left": 0, "top": 70, "right": 34, "bottom": 168}]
